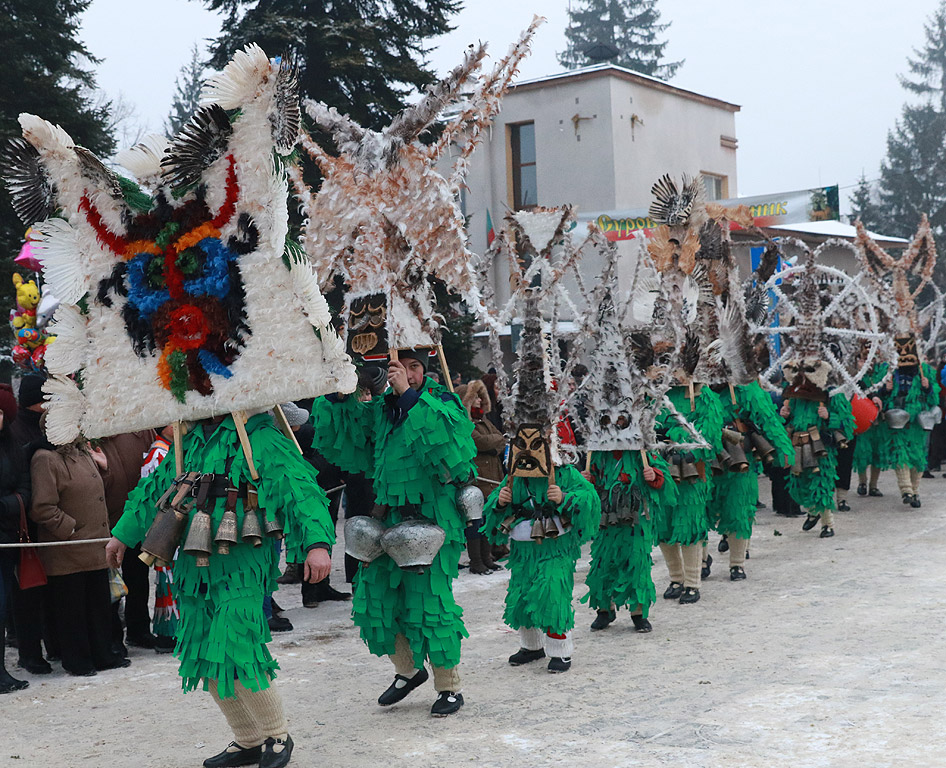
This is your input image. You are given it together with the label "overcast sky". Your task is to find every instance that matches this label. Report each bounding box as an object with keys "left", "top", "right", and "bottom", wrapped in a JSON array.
[{"left": 81, "top": 0, "right": 942, "bottom": 213}]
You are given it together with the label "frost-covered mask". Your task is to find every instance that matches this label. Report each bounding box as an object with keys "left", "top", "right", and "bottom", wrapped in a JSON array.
[
  {"left": 894, "top": 334, "right": 919, "bottom": 368},
  {"left": 347, "top": 293, "right": 387, "bottom": 360},
  {"left": 509, "top": 423, "right": 552, "bottom": 478},
  {"left": 783, "top": 357, "right": 831, "bottom": 398}
]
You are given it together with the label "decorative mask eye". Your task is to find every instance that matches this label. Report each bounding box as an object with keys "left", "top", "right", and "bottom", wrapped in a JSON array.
[
  {"left": 529, "top": 437, "right": 544, "bottom": 451},
  {"left": 513, "top": 436, "right": 526, "bottom": 449}
]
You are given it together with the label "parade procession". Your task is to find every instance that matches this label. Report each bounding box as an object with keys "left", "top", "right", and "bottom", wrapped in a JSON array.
[{"left": 2, "top": 1, "right": 946, "bottom": 767}]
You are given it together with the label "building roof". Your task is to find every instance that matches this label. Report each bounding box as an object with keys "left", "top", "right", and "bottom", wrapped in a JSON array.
[
  {"left": 766, "top": 220, "right": 910, "bottom": 246},
  {"left": 509, "top": 64, "right": 741, "bottom": 113}
]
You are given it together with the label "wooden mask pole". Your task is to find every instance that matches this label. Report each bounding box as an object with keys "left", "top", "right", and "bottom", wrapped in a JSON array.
[
  {"left": 640, "top": 450, "right": 651, "bottom": 470},
  {"left": 436, "top": 344, "right": 455, "bottom": 393},
  {"left": 172, "top": 422, "right": 185, "bottom": 476},
  {"left": 272, "top": 404, "right": 304, "bottom": 455},
  {"left": 231, "top": 411, "right": 260, "bottom": 482},
  {"left": 728, "top": 383, "right": 738, "bottom": 406}
]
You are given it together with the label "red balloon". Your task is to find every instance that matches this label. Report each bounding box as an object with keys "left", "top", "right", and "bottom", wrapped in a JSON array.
[{"left": 851, "top": 395, "right": 878, "bottom": 435}]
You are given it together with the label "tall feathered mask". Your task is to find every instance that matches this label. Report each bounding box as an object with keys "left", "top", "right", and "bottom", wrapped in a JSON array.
[{"left": 1, "top": 45, "right": 355, "bottom": 443}]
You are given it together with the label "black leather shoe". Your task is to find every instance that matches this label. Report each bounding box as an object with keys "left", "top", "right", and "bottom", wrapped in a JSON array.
[
  {"left": 868, "top": 488, "right": 883, "bottom": 497},
  {"left": 430, "top": 691, "right": 464, "bottom": 717},
  {"left": 631, "top": 614, "right": 652, "bottom": 633},
  {"left": 837, "top": 499, "right": 851, "bottom": 512},
  {"left": 856, "top": 483, "right": 867, "bottom": 496},
  {"left": 203, "top": 742, "right": 263, "bottom": 768},
  {"left": 17, "top": 657, "right": 52, "bottom": 675},
  {"left": 316, "top": 583, "right": 351, "bottom": 601},
  {"left": 260, "top": 735, "right": 293, "bottom": 768},
  {"left": 590, "top": 609, "right": 616, "bottom": 631},
  {"left": 98, "top": 656, "right": 131, "bottom": 671},
  {"left": 154, "top": 636, "right": 176, "bottom": 654},
  {"left": 701, "top": 554, "right": 712, "bottom": 580},
  {"left": 508, "top": 648, "right": 546, "bottom": 666},
  {"left": 663, "top": 582, "right": 684, "bottom": 600},
  {"left": 0, "top": 671, "right": 29, "bottom": 693},
  {"left": 902, "top": 493, "right": 912, "bottom": 505},
  {"left": 730, "top": 566, "right": 747, "bottom": 581},
  {"left": 679, "top": 587, "right": 701, "bottom": 604},
  {"left": 802, "top": 514, "right": 821, "bottom": 531},
  {"left": 268, "top": 616, "right": 293, "bottom": 633},
  {"left": 378, "top": 668, "right": 429, "bottom": 705},
  {"left": 819, "top": 526, "right": 835, "bottom": 538},
  {"left": 547, "top": 657, "right": 571, "bottom": 673},
  {"left": 910, "top": 494, "right": 922, "bottom": 508},
  {"left": 717, "top": 535, "right": 729, "bottom": 553}
]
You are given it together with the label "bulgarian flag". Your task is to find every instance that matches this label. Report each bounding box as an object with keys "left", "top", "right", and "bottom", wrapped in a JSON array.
[{"left": 486, "top": 209, "right": 496, "bottom": 246}]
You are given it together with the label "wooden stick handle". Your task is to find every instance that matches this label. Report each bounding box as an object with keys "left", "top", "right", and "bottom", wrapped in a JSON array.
[
  {"left": 273, "top": 404, "right": 304, "bottom": 455},
  {"left": 584, "top": 452, "right": 592, "bottom": 473},
  {"left": 172, "top": 422, "right": 184, "bottom": 476},
  {"left": 688, "top": 381, "right": 695, "bottom": 412},
  {"left": 436, "top": 345, "right": 455, "bottom": 393},
  {"left": 640, "top": 450, "right": 651, "bottom": 470},
  {"left": 232, "top": 411, "right": 260, "bottom": 481},
  {"left": 728, "top": 383, "right": 737, "bottom": 406}
]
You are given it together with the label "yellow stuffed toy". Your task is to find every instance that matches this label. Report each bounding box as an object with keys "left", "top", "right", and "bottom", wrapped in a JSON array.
[{"left": 12, "top": 273, "right": 39, "bottom": 329}]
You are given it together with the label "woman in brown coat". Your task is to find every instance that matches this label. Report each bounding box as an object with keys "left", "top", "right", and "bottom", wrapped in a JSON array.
[
  {"left": 463, "top": 380, "right": 506, "bottom": 573},
  {"left": 30, "top": 432, "right": 130, "bottom": 676}
]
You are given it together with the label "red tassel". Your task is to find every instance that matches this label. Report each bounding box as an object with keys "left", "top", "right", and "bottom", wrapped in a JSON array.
[
  {"left": 80, "top": 195, "right": 128, "bottom": 255},
  {"left": 211, "top": 155, "right": 239, "bottom": 229}
]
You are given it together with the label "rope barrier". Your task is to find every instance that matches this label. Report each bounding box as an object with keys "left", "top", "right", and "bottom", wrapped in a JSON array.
[{"left": 0, "top": 538, "right": 111, "bottom": 549}]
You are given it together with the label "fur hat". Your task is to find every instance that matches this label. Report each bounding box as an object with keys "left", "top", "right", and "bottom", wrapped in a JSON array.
[{"left": 461, "top": 379, "right": 489, "bottom": 417}]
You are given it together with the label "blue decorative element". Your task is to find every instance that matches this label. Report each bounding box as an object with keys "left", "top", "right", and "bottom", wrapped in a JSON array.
[
  {"left": 126, "top": 252, "right": 170, "bottom": 320},
  {"left": 198, "top": 349, "right": 234, "bottom": 379},
  {"left": 182, "top": 238, "right": 236, "bottom": 299}
]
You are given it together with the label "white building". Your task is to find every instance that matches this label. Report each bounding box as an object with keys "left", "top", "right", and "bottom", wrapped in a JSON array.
[{"left": 452, "top": 64, "right": 740, "bottom": 310}]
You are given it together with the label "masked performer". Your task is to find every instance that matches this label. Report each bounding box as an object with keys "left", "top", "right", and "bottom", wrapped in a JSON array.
[
  {"left": 568, "top": 233, "right": 680, "bottom": 632},
  {"left": 299, "top": 27, "right": 543, "bottom": 716},
  {"left": 693, "top": 215, "right": 794, "bottom": 580},
  {"left": 480, "top": 208, "right": 600, "bottom": 672},
  {"left": 4, "top": 45, "right": 357, "bottom": 768},
  {"left": 645, "top": 175, "right": 725, "bottom": 604},
  {"left": 855, "top": 219, "right": 942, "bottom": 508}
]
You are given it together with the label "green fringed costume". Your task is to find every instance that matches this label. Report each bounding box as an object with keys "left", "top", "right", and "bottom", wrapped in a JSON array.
[
  {"left": 112, "top": 414, "right": 335, "bottom": 699},
  {"left": 482, "top": 466, "right": 600, "bottom": 634},
  {"left": 711, "top": 382, "right": 795, "bottom": 539},
  {"left": 311, "top": 377, "right": 475, "bottom": 671},
  {"left": 875, "top": 363, "right": 940, "bottom": 472},
  {"left": 785, "top": 394, "right": 855, "bottom": 514},
  {"left": 656, "top": 385, "right": 724, "bottom": 546},
  {"left": 580, "top": 451, "right": 677, "bottom": 618},
  {"left": 853, "top": 363, "right": 891, "bottom": 474}
]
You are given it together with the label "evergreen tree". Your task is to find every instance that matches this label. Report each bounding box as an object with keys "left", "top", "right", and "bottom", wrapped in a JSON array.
[
  {"left": 558, "top": 0, "right": 682, "bottom": 79},
  {"left": 849, "top": 174, "right": 884, "bottom": 232},
  {"left": 877, "top": 104, "right": 946, "bottom": 239},
  {"left": 875, "top": 2, "right": 946, "bottom": 292},
  {"left": 0, "top": 0, "right": 115, "bottom": 349},
  {"left": 194, "top": 0, "right": 461, "bottom": 132},
  {"left": 166, "top": 45, "right": 206, "bottom": 136}
]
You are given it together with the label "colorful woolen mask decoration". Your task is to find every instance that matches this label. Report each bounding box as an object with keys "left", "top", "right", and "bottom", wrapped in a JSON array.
[{"left": 2, "top": 45, "right": 356, "bottom": 444}]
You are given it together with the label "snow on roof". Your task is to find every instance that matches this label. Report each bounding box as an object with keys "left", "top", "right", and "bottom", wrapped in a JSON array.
[
  {"left": 767, "top": 220, "right": 909, "bottom": 244},
  {"left": 509, "top": 64, "right": 741, "bottom": 112}
]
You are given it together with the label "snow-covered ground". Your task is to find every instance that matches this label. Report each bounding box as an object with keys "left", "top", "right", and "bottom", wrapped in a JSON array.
[{"left": 6, "top": 469, "right": 946, "bottom": 768}]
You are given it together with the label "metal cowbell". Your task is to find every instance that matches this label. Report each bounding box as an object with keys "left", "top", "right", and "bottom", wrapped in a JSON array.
[
  {"left": 214, "top": 509, "right": 239, "bottom": 555},
  {"left": 183, "top": 510, "right": 213, "bottom": 567}
]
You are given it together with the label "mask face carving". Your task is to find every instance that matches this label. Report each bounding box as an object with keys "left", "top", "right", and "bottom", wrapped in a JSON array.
[
  {"left": 783, "top": 356, "right": 831, "bottom": 399},
  {"left": 894, "top": 334, "right": 919, "bottom": 368},
  {"left": 509, "top": 423, "right": 552, "bottom": 478},
  {"left": 347, "top": 293, "right": 387, "bottom": 360}
]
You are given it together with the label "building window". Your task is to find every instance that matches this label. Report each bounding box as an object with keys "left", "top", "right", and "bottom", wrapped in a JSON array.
[
  {"left": 511, "top": 122, "right": 537, "bottom": 210},
  {"left": 703, "top": 173, "right": 727, "bottom": 201}
]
